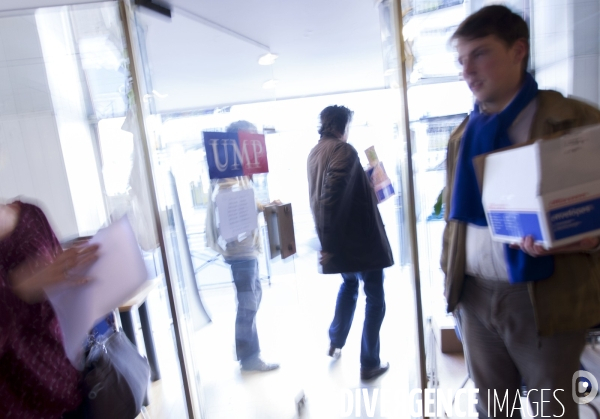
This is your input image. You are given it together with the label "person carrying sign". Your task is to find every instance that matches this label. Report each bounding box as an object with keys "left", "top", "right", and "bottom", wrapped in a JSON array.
[{"left": 205, "top": 120, "right": 279, "bottom": 372}]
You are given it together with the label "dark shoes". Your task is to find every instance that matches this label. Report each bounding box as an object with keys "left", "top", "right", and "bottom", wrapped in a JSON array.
[
  {"left": 328, "top": 345, "right": 341, "bottom": 360},
  {"left": 240, "top": 357, "right": 280, "bottom": 372},
  {"left": 360, "top": 362, "right": 390, "bottom": 381}
]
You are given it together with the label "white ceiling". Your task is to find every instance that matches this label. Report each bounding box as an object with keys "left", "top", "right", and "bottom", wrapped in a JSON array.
[
  {"left": 136, "top": 0, "right": 386, "bottom": 113},
  {"left": 0, "top": 0, "right": 387, "bottom": 114},
  {"left": 0, "top": 0, "right": 105, "bottom": 13}
]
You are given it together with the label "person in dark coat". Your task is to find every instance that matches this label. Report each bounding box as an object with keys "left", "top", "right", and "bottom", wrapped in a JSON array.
[{"left": 307, "top": 105, "right": 394, "bottom": 381}]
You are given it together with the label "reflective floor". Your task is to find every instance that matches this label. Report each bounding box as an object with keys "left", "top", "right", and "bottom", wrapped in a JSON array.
[
  {"left": 133, "top": 204, "right": 600, "bottom": 419},
  {"left": 142, "top": 249, "right": 416, "bottom": 418},
  {"left": 138, "top": 262, "right": 600, "bottom": 418}
]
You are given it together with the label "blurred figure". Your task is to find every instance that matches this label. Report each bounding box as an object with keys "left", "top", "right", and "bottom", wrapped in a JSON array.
[
  {"left": 443, "top": 5, "right": 600, "bottom": 417},
  {"left": 205, "top": 121, "right": 279, "bottom": 372},
  {"left": 0, "top": 200, "right": 99, "bottom": 418},
  {"left": 307, "top": 106, "right": 394, "bottom": 381}
]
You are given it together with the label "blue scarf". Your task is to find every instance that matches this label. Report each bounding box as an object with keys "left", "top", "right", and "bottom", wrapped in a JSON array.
[{"left": 449, "top": 73, "right": 554, "bottom": 284}]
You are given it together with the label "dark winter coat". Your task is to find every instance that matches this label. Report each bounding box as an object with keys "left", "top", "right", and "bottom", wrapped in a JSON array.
[{"left": 307, "top": 136, "right": 394, "bottom": 274}]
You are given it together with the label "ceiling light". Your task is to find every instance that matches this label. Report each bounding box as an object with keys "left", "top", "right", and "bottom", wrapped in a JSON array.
[
  {"left": 258, "top": 53, "right": 279, "bottom": 66},
  {"left": 262, "top": 79, "right": 279, "bottom": 89}
]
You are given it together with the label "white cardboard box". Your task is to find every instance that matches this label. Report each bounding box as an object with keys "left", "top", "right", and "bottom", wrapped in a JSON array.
[{"left": 481, "top": 124, "right": 600, "bottom": 248}]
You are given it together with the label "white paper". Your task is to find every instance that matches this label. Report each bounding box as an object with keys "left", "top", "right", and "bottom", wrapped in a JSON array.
[
  {"left": 46, "top": 217, "right": 148, "bottom": 368},
  {"left": 215, "top": 188, "right": 257, "bottom": 241}
]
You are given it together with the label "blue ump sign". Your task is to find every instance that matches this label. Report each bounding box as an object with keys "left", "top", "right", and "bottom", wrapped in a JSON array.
[{"left": 203, "top": 131, "right": 269, "bottom": 179}]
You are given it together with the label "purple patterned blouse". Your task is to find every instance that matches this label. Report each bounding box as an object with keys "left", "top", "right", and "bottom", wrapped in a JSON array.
[{"left": 0, "top": 202, "right": 81, "bottom": 418}]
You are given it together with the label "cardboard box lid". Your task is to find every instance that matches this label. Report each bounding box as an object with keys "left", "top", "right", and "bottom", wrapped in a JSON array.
[
  {"left": 537, "top": 124, "right": 600, "bottom": 194},
  {"left": 482, "top": 123, "right": 600, "bottom": 203}
]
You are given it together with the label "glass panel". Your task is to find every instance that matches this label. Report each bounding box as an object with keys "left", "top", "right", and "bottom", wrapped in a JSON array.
[
  {"left": 132, "top": 0, "right": 420, "bottom": 417},
  {"left": 378, "top": 0, "right": 427, "bottom": 411},
  {"left": 401, "top": 0, "right": 473, "bottom": 412},
  {"left": 129, "top": 10, "right": 288, "bottom": 414},
  {"left": 0, "top": 3, "right": 189, "bottom": 417}
]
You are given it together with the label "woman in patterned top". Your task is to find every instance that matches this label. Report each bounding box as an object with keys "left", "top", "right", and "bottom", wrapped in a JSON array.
[{"left": 0, "top": 201, "right": 99, "bottom": 419}]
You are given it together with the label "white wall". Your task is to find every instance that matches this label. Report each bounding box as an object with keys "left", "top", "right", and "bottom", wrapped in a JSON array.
[
  {"left": 533, "top": 0, "right": 599, "bottom": 107},
  {"left": 571, "top": 0, "right": 599, "bottom": 106},
  {"left": 0, "top": 6, "right": 109, "bottom": 239},
  {"left": 0, "top": 14, "right": 79, "bottom": 239}
]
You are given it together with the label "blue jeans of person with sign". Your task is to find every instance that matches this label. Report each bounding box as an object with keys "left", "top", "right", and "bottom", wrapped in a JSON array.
[
  {"left": 227, "top": 258, "right": 262, "bottom": 364},
  {"left": 329, "top": 269, "right": 385, "bottom": 369}
]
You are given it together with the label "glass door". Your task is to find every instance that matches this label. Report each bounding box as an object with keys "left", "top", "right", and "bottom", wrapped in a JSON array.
[
  {"left": 125, "top": 3, "right": 302, "bottom": 417},
  {"left": 128, "top": 0, "right": 423, "bottom": 417}
]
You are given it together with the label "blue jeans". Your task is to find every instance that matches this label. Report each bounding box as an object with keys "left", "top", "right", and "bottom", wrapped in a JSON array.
[
  {"left": 227, "top": 258, "right": 262, "bottom": 363},
  {"left": 329, "top": 269, "right": 386, "bottom": 369}
]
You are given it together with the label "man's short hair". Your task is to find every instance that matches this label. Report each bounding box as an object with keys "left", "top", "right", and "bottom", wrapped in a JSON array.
[
  {"left": 226, "top": 120, "right": 257, "bottom": 133},
  {"left": 452, "top": 5, "right": 529, "bottom": 67},
  {"left": 318, "top": 105, "right": 353, "bottom": 138}
]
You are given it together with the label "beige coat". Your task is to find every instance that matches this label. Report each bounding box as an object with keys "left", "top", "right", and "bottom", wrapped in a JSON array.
[{"left": 441, "top": 90, "right": 600, "bottom": 336}]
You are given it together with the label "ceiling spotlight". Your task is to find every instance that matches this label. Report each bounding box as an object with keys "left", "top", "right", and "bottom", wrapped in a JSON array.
[
  {"left": 262, "top": 79, "right": 279, "bottom": 89},
  {"left": 258, "top": 53, "right": 279, "bottom": 66}
]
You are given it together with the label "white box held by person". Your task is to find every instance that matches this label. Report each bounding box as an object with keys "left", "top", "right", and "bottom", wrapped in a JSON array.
[{"left": 481, "top": 123, "right": 600, "bottom": 248}]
